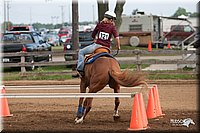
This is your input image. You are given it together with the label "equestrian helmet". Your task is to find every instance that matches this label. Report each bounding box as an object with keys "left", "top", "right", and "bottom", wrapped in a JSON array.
[{"left": 104, "top": 11, "right": 116, "bottom": 20}]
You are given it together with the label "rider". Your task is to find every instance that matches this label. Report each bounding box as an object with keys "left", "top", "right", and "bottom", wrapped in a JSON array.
[{"left": 73, "top": 10, "right": 121, "bottom": 77}]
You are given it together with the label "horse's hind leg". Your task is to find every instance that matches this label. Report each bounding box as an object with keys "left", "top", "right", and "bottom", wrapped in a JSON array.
[
  {"left": 113, "top": 88, "right": 120, "bottom": 121},
  {"left": 75, "top": 80, "right": 87, "bottom": 120},
  {"left": 109, "top": 80, "right": 120, "bottom": 121},
  {"left": 75, "top": 96, "right": 93, "bottom": 124},
  {"left": 75, "top": 83, "right": 106, "bottom": 124}
]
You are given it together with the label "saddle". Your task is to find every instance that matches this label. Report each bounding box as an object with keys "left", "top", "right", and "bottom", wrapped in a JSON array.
[{"left": 84, "top": 46, "right": 113, "bottom": 64}]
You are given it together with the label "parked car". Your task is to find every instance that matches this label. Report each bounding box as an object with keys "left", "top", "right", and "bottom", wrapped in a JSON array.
[
  {"left": 163, "top": 25, "right": 195, "bottom": 45},
  {"left": 38, "top": 28, "right": 48, "bottom": 38},
  {"left": 43, "top": 33, "right": 60, "bottom": 46},
  {"left": 10, "top": 25, "right": 35, "bottom": 32},
  {"left": 1, "top": 31, "right": 52, "bottom": 70},
  {"left": 58, "top": 27, "right": 72, "bottom": 45},
  {"left": 63, "top": 31, "right": 93, "bottom": 61}
]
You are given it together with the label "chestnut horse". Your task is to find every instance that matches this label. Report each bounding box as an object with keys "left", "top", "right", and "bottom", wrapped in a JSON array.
[{"left": 75, "top": 55, "right": 148, "bottom": 124}]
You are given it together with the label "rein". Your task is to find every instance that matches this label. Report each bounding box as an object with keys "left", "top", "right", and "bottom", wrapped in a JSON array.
[{"left": 112, "top": 49, "right": 119, "bottom": 57}]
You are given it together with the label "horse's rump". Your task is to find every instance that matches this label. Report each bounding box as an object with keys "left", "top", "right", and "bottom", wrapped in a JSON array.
[{"left": 84, "top": 57, "right": 146, "bottom": 88}]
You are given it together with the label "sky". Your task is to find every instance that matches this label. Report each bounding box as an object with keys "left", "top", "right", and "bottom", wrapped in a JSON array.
[{"left": 0, "top": 0, "right": 199, "bottom": 24}]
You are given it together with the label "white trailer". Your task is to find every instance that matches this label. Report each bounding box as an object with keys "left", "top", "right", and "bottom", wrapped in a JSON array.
[
  {"left": 119, "top": 14, "right": 162, "bottom": 47},
  {"left": 119, "top": 13, "right": 194, "bottom": 48}
]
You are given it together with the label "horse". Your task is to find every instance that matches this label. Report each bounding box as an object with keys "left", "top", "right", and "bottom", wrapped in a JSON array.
[{"left": 74, "top": 48, "right": 149, "bottom": 124}]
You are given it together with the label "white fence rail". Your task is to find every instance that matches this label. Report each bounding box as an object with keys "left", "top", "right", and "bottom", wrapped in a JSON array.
[{"left": 0, "top": 92, "right": 137, "bottom": 98}]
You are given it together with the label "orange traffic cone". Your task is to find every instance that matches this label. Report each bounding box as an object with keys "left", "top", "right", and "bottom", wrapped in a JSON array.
[
  {"left": 148, "top": 40, "right": 152, "bottom": 52},
  {"left": 138, "top": 93, "right": 148, "bottom": 128},
  {"left": 128, "top": 93, "right": 147, "bottom": 131},
  {"left": 167, "top": 42, "right": 171, "bottom": 49},
  {"left": 146, "top": 88, "right": 157, "bottom": 119},
  {"left": 0, "top": 86, "right": 13, "bottom": 117},
  {"left": 152, "top": 85, "right": 165, "bottom": 118}
]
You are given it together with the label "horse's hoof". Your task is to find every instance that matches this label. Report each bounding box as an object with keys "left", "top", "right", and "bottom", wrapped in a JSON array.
[
  {"left": 113, "top": 116, "right": 120, "bottom": 121},
  {"left": 74, "top": 117, "right": 79, "bottom": 123},
  {"left": 75, "top": 117, "right": 84, "bottom": 124}
]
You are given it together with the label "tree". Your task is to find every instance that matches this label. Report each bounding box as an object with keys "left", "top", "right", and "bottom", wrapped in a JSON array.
[
  {"left": 97, "top": 0, "right": 109, "bottom": 22},
  {"left": 190, "top": 12, "right": 198, "bottom": 17},
  {"left": 172, "top": 7, "right": 188, "bottom": 17},
  {"left": 114, "top": 0, "right": 126, "bottom": 32},
  {"left": 1, "top": 21, "right": 13, "bottom": 32},
  {"left": 97, "top": 0, "right": 126, "bottom": 32},
  {"left": 171, "top": 7, "right": 198, "bottom": 18}
]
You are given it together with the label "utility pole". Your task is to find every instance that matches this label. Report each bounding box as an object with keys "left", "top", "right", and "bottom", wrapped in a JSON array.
[
  {"left": 72, "top": 0, "right": 79, "bottom": 70},
  {"left": 59, "top": 5, "right": 65, "bottom": 27},
  {"left": 92, "top": 4, "right": 95, "bottom": 23},
  {"left": 51, "top": 16, "right": 59, "bottom": 25},
  {"left": 51, "top": 16, "right": 55, "bottom": 24},
  {"left": 30, "top": 7, "right": 32, "bottom": 26},
  {"left": 6, "top": 0, "right": 11, "bottom": 30},
  {"left": 68, "top": 4, "right": 71, "bottom": 24},
  {"left": 55, "top": 16, "right": 59, "bottom": 25},
  {"left": 4, "top": 0, "right": 6, "bottom": 32}
]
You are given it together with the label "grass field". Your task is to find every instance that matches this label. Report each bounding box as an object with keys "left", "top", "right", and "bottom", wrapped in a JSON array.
[{"left": 3, "top": 65, "right": 197, "bottom": 81}]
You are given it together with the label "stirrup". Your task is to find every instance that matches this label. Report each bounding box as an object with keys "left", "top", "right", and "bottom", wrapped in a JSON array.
[
  {"left": 78, "top": 71, "right": 85, "bottom": 77},
  {"left": 72, "top": 73, "right": 80, "bottom": 78}
]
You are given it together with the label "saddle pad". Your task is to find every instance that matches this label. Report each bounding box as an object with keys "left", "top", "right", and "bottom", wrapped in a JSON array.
[{"left": 85, "top": 52, "right": 114, "bottom": 64}]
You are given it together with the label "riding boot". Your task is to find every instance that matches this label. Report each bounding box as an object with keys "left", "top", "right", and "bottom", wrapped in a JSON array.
[
  {"left": 78, "top": 71, "right": 85, "bottom": 77},
  {"left": 72, "top": 73, "right": 80, "bottom": 78},
  {"left": 77, "top": 70, "right": 85, "bottom": 78},
  {"left": 72, "top": 70, "right": 85, "bottom": 78}
]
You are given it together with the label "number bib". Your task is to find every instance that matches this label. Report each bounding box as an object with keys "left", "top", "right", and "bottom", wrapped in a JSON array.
[{"left": 98, "top": 32, "right": 109, "bottom": 40}]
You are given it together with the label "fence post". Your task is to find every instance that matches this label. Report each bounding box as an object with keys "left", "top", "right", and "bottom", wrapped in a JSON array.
[
  {"left": 196, "top": 48, "right": 200, "bottom": 73},
  {"left": 20, "top": 53, "right": 26, "bottom": 73},
  {"left": 135, "top": 50, "right": 141, "bottom": 71}
]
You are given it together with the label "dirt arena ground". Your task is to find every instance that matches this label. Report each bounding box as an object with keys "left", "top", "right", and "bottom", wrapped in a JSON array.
[{"left": 1, "top": 80, "right": 199, "bottom": 133}]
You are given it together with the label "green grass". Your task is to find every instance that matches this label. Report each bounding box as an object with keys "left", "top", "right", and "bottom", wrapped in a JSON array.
[
  {"left": 52, "top": 46, "right": 63, "bottom": 51},
  {"left": 148, "top": 73, "right": 196, "bottom": 80},
  {"left": 3, "top": 73, "right": 72, "bottom": 81},
  {"left": 3, "top": 66, "right": 71, "bottom": 73},
  {"left": 3, "top": 64, "right": 197, "bottom": 81},
  {"left": 3, "top": 66, "right": 73, "bottom": 81},
  {"left": 120, "top": 64, "right": 150, "bottom": 69},
  {"left": 53, "top": 45, "right": 153, "bottom": 51},
  {"left": 34, "top": 66, "right": 71, "bottom": 72},
  {"left": 3, "top": 71, "right": 196, "bottom": 81},
  {"left": 119, "top": 45, "right": 149, "bottom": 50}
]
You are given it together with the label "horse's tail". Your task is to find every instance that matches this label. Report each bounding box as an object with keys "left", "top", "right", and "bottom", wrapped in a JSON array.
[{"left": 109, "top": 69, "right": 148, "bottom": 88}]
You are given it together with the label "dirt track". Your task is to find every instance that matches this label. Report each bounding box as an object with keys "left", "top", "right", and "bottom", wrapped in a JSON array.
[{"left": 1, "top": 80, "right": 199, "bottom": 133}]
